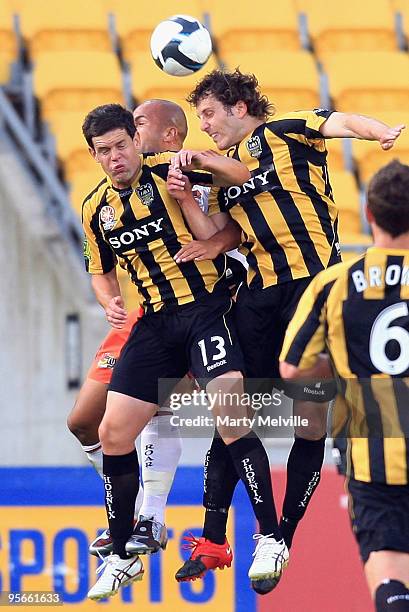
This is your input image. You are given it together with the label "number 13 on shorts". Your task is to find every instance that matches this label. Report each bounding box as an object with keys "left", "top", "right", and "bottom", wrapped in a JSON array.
[{"left": 198, "top": 336, "right": 227, "bottom": 367}]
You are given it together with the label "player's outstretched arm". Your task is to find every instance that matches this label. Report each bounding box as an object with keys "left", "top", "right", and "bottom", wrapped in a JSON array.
[
  {"left": 320, "top": 112, "right": 405, "bottom": 150},
  {"left": 91, "top": 269, "right": 127, "bottom": 329},
  {"left": 171, "top": 149, "right": 251, "bottom": 186}
]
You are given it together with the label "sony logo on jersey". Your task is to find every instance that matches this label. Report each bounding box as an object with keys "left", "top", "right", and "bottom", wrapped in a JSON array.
[
  {"left": 108, "top": 217, "right": 165, "bottom": 250},
  {"left": 223, "top": 167, "right": 275, "bottom": 205}
]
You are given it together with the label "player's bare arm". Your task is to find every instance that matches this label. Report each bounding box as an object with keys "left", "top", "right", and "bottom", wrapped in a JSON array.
[
  {"left": 167, "top": 169, "right": 242, "bottom": 262},
  {"left": 167, "top": 168, "right": 220, "bottom": 239},
  {"left": 170, "top": 148, "right": 251, "bottom": 185},
  {"left": 175, "top": 221, "right": 242, "bottom": 263},
  {"left": 91, "top": 269, "right": 127, "bottom": 329},
  {"left": 320, "top": 112, "right": 405, "bottom": 150}
]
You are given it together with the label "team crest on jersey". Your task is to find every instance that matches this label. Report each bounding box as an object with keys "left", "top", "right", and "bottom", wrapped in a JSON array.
[
  {"left": 246, "top": 135, "right": 263, "bottom": 158},
  {"left": 99, "top": 205, "right": 116, "bottom": 231},
  {"left": 97, "top": 353, "right": 117, "bottom": 369},
  {"left": 135, "top": 183, "right": 154, "bottom": 207}
]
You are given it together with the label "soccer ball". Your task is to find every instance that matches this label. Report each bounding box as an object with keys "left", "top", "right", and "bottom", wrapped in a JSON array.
[{"left": 150, "top": 15, "right": 212, "bottom": 77}]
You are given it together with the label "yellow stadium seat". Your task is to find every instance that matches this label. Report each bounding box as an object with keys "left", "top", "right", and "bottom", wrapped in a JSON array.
[
  {"left": 322, "top": 51, "right": 409, "bottom": 113},
  {"left": 0, "top": 1, "right": 17, "bottom": 84},
  {"left": 295, "top": 0, "right": 397, "bottom": 56},
  {"left": 66, "top": 157, "right": 105, "bottom": 217},
  {"left": 352, "top": 111, "right": 409, "bottom": 182},
  {"left": 163, "top": 99, "right": 213, "bottom": 150},
  {"left": 330, "top": 170, "right": 363, "bottom": 240},
  {"left": 201, "top": 0, "right": 300, "bottom": 54},
  {"left": 129, "top": 49, "right": 219, "bottom": 103},
  {"left": 65, "top": 149, "right": 97, "bottom": 180},
  {"left": 221, "top": 50, "right": 320, "bottom": 114},
  {"left": 107, "top": 0, "right": 202, "bottom": 59},
  {"left": 44, "top": 111, "right": 88, "bottom": 162},
  {"left": 32, "top": 51, "right": 123, "bottom": 116},
  {"left": 10, "top": 0, "right": 111, "bottom": 56},
  {"left": 390, "top": 0, "right": 409, "bottom": 37},
  {"left": 341, "top": 245, "right": 371, "bottom": 260},
  {"left": 326, "top": 138, "right": 348, "bottom": 171}
]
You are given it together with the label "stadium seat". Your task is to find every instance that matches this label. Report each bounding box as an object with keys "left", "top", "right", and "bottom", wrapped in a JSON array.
[
  {"left": 352, "top": 111, "right": 409, "bottom": 182},
  {"left": 295, "top": 0, "right": 397, "bottom": 56},
  {"left": 221, "top": 50, "right": 320, "bottom": 114},
  {"left": 0, "top": 1, "right": 17, "bottom": 84},
  {"left": 390, "top": 0, "right": 409, "bottom": 39},
  {"left": 326, "top": 139, "right": 348, "bottom": 171},
  {"left": 330, "top": 170, "right": 364, "bottom": 240},
  {"left": 129, "top": 49, "right": 219, "bottom": 104},
  {"left": 32, "top": 51, "right": 124, "bottom": 117},
  {"left": 10, "top": 0, "right": 111, "bottom": 57},
  {"left": 340, "top": 246, "right": 370, "bottom": 261},
  {"left": 202, "top": 0, "right": 300, "bottom": 54},
  {"left": 107, "top": 0, "right": 202, "bottom": 60},
  {"left": 179, "top": 101, "right": 216, "bottom": 150},
  {"left": 322, "top": 51, "right": 409, "bottom": 113},
  {"left": 44, "top": 110, "right": 88, "bottom": 163},
  {"left": 65, "top": 151, "right": 104, "bottom": 216}
]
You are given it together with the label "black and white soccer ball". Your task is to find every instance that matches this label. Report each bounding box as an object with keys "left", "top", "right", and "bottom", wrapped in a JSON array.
[{"left": 150, "top": 15, "right": 212, "bottom": 76}]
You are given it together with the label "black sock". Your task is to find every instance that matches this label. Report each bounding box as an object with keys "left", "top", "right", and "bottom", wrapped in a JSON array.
[
  {"left": 375, "top": 579, "right": 409, "bottom": 611},
  {"left": 227, "top": 432, "right": 281, "bottom": 539},
  {"left": 281, "top": 436, "right": 325, "bottom": 549},
  {"left": 202, "top": 433, "right": 240, "bottom": 544},
  {"left": 103, "top": 450, "right": 139, "bottom": 558}
]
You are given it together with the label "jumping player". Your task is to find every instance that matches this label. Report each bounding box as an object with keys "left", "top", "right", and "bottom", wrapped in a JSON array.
[{"left": 173, "top": 69, "right": 404, "bottom": 592}]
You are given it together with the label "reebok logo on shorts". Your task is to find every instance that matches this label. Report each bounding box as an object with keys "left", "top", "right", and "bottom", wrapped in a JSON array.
[{"left": 207, "top": 359, "right": 227, "bottom": 372}]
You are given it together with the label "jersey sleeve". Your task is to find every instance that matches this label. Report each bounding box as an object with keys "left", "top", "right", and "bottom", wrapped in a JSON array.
[
  {"left": 82, "top": 196, "right": 116, "bottom": 274},
  {"left": 266, "top": 109, "right": 333, "bottom": 150},
  {"left": 280, "top": 271, "right": 331, "bottom": 369},
  {"left": 300, "top": 109, "right": 333, "bottom": 138}
]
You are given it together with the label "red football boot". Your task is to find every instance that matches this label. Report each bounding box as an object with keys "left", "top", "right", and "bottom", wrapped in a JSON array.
[{"left": 175, "top": 534, "right": 233, "bottom": 582}]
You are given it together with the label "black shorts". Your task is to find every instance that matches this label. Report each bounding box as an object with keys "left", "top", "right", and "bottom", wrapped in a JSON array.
[
  {"left": 109, "top": 292, "right": 244, "bottom": 404},
  {"left": 234, "top": 278, "right": 336, "bottom": 401},
  {"left": 347, "top": 477, "right": 409, "bottom": 563}
]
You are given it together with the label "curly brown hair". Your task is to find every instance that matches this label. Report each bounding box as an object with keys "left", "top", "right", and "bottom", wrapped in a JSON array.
[
  {"left": 187, "top": 69, "right": 274, "bottom": 120},
  {"left": 367, "top": 160, "right": 409, "bottom": 237}
]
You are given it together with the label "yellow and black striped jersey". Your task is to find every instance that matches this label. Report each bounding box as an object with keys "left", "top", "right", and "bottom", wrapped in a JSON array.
[
  {"left": 82, "top": 152, "right": 227, "bottom": 312},
  {"left": 209, "top": 110, "right": 340, "bottom": 288},
  {"left": 281, "top": 246, "right": 409, "bottom": 485}
]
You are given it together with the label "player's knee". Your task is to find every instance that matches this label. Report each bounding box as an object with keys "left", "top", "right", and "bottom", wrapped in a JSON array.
[
  {"left": 98, "top": 419, "right": 128, "bottom": 449},
  {"left": 67, "top": 405, "right": 97, "bottom": 444},
  {"left": 66, "top": 409, "right": 86, "bottom": 440}
]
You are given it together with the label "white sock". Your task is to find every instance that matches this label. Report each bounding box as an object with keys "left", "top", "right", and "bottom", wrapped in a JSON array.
[
  {"left": 139, "top": 413, "right": 182, "bottom": 524},
  {"left": 82, "top": 441, "right": 143, "bottom": 517},
  {"left": 82, "top": 442, "right": 103, "bottom": 478}
]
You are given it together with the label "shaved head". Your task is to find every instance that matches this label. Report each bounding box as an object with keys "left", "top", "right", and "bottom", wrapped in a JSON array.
[{"left": 133, "top": 99, "right": 187, "bottom": 152}]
